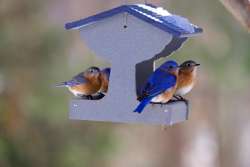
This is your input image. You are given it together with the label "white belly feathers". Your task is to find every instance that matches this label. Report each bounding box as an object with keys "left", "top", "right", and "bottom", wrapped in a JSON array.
[{"left": 175, "top": 84, "right": 194, "bottom": 96}]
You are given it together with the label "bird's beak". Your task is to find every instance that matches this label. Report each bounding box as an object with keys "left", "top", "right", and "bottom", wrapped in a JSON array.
[{"left": 195, "top": 63, "right": 200, "bottom": 66}]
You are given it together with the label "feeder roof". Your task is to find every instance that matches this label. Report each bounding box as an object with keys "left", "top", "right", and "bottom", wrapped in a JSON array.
[{"left": 65, "top": 4, "right": 203, "bottom": 37}]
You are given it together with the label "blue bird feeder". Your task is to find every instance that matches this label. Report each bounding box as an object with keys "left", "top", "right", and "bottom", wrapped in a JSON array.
[{"left": 65, "top": 3, "right": 202, "bottom": 125}]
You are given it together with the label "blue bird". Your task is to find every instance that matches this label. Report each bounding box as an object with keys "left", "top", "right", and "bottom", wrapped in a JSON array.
[
  {"left": 135, "top": 60, "right": 179, "bottom": 113},
  {"left": 56, "top": 66, "right": 102, "bottom": 99}
]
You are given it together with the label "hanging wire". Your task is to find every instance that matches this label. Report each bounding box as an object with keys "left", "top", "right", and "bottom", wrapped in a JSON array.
[
  {"left": 123, "top": 12, "right": 128, "bottom": 29},
  {"left": 123, "top": 0, "right": 128, "bottom": 5}
]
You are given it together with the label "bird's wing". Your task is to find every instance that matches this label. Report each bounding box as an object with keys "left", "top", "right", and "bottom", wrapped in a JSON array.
[
  {"left": 64, "top": 72, "right": 87, "bottom": 87},
  {"left": 142, "top": 71, "right": 177, "bottom": 98}
]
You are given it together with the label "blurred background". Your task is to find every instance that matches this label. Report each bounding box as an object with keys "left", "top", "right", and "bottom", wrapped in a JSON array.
[{"left": 0, "top": 0, "right": 250, "bottom": 167}]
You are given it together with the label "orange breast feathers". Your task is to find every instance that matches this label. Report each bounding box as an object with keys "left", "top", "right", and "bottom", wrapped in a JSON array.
[
  {"left": 151, "top": 86, "right": 177, "bottom": 103},
  {"left": 71, "top": 75, "right": 102, "bottom": 95},
  {"left": 175, "top": 69, "right": 197, "bottom": 96}
]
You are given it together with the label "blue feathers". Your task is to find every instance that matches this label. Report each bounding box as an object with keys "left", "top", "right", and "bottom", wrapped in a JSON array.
[{"left": 134, "top": 97, "right": 153, "bottom": 113}]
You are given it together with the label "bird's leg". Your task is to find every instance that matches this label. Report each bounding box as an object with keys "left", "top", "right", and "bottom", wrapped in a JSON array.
[
  {"left": 174, "top": 95, "right": 187, "bottom": 101},
  {"left": 174, "top": 95, "right": 186, "bottom": 101},
  {"left": 167, "top": 99, "right": 178, "bottom": 104},
  {"left": 178, "top": 95, "right": 188, "bottom": 102},
  {"left": 175, "top": 95, "right": 189, "bottom": 105},
  {"left": 178, "top": 95, "right": 183, "bottom": 99},
  {"left": 173, "top": 95, "right": 180, "bottom": 100}
]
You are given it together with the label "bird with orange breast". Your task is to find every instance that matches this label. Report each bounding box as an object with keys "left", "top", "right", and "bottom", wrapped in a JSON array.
[
  {"left": 174, "top": 60, "right": 200, "bottom": 101},
  {"left": 56, "top": 66, "right": 102, "bottom": 100}
]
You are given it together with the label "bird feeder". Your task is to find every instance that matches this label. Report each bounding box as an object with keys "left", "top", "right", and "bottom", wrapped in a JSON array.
[{"left": 65, "top": 4, "right": 203, "bottom": 125}]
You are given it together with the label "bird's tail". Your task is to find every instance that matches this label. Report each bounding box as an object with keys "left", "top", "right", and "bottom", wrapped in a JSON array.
[
  {"left": 55, "top": 82, "right": 67, "bottom": 87},
  {"left": 134, "top": 97, "right": 153, "bottom": 114}
]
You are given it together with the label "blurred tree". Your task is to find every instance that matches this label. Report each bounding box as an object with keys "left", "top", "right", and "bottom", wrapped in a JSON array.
[
  {"left": 1, "top": 0, "right": 250, "bottom": 167},
  {"left": 0, "top": 0, "right": 115, "bottom": 167}
]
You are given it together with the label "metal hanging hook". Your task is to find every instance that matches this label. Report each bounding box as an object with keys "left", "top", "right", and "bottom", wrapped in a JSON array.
[{"left": 123, "top": 12, "right": 128, "bottom": 29}]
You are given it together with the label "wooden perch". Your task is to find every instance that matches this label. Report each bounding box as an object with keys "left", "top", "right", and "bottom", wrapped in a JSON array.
[{"left": 220, "top": 0, "right": 250, "bottom": 31}]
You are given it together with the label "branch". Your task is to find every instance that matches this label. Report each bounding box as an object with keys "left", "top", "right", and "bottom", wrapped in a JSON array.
[{"left": 220, "top": 0, "right": 250, "bottom": 31}]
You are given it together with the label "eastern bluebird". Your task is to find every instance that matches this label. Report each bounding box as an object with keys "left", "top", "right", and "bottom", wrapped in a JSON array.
[
  {"left": 175, "top": 60, "right": 200, "bottom": 100},
  {"left": 56, "top": 66, "right": 102, "bottom": 99},
  {"left": 135, "top": 60, "right": 179, "bottom": 113}
]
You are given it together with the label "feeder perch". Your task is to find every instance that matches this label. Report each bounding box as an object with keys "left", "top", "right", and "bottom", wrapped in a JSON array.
[{"left": 65, "top": 4, "right": 203, "bottom": 125}]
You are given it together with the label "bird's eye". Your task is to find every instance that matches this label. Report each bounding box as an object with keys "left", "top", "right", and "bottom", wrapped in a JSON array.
[
  {"left": 187, "top": 63, "right": 191, "bottom": 67},
  {"left": 169, "top": 65, "right": 173, "bottom": 69}
]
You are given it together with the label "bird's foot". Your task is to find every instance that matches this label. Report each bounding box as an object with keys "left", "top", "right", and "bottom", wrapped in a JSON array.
[
  {"left": 174, "top": 95, "right": 184, "bottom": 100},
  {"left": 97, "top": 92, "right": 105, "bottom": 99},
  {"left": 174, "top": 95, "right": 188, "bottom": 102},
  {"left": 173, "top": 95, "right": 179, "bottom": 100},
  {"left": 91, "top": 92, "right": 105, "bottom": 100},
  {"left": 167, "top": 99, "right": 178, "bottom": 104},
  {"left": 80, "top": 93, "right": 106, "bottom": 100},
  {"left": 86, "top": 95, "right": 93, "bottom": 100},
  {"left": 178, "top": 96, "right": 188, "bottom": 104}
]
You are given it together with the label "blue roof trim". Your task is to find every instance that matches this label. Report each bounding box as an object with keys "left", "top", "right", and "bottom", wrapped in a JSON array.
[
  {"left": 65, "top": 4, "right": 203, "bottom": 37},
  {"left": 129, "top": 5, "right": 185, "bottom": 33},
  {"left": 125, "top": 6, "right": 181, "bottom": 36}
]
